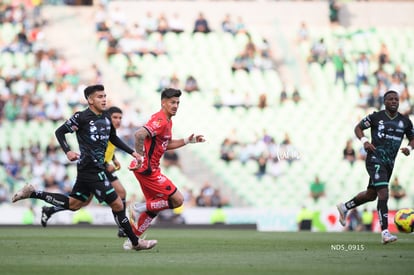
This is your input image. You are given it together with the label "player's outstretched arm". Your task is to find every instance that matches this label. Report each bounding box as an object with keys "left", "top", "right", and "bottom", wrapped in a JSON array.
[{"left": 167, "top": 134, "right": 206, "bottom": 150}]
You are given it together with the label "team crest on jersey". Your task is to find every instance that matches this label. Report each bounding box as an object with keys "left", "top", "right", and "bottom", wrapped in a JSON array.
[
  {"left": 151, "top": 118, "right": 162, "bottom": 128},
  {"left": 398, "top": 121, "right": 404, "bottom": 128}
]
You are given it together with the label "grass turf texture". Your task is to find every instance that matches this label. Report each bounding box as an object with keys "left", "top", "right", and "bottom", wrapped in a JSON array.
[{"left": 0, "top": 227, "right": 412, "bottom": 275}]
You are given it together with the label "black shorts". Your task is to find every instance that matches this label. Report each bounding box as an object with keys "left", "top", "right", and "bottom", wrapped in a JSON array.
[
  {"left": 70, "top": 170, "right": 118, "bottom": 204},
  {"left": 365, "top": 160, "right": 393, "bottom": 189},
  {"left": 105, "top": 169, "right": 118, "bottom": 183}
]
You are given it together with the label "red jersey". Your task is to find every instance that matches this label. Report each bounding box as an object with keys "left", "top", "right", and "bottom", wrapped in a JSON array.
[{"left": 138, "top": 110, "right": 172, "bottom": 174}]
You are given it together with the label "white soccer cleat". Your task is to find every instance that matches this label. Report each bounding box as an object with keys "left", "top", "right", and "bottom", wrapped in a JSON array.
[
  {"left": 12, "top": 184, "right": 35, "bottom": 203},
  {"left": 336, "top": 203, "right": 348, "bottom": 226},
  {"left": 123, "top": 238, "right": 158, "bottom": 251},
  {"left": 381, "top": 230, "right": 397, "bottom": 245}
]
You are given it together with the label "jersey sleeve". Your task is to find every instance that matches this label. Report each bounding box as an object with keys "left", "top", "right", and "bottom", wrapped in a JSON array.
[
  {"left": 405, "top": 118, "right": 414, "bottom": 140},
  {"left": 144, "top": 113, "right": 166, "bottom": 137},
  {"left": 55, "top": 111, "right": 82, "bottom": 154},
  {"left": 65, "top": 111, "right": 82, "bottom": 133},
  {"left": 359, "top": 111, "right": 376, "bottom": 130}
]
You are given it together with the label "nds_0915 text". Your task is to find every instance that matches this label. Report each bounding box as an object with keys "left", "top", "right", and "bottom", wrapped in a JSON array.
[{"left": 330, "top": 244, "right": 365, "bottom": 251}]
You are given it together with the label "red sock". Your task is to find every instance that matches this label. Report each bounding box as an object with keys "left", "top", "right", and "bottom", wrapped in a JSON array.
[
  {"left": 137, "top": 212, "right": 154, "bottom": 236},
  {"left": 129, "top": 218, "right": 140, "bottom": 236},
  {"left": 146, "top": 198, "right": 170, "bottom": 212}
]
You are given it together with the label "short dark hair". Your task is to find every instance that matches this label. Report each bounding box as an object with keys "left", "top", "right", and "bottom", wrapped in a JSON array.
[
  {"left": 84, "top": 84, "right": 104, "bottom": 99},
  {"left": 383, "top": 90, "right": 398, "bottom": 100},
  {"left": 107, "top": 106, "right": 122, "bottom": 115},
  {"left": 161, "top": 88, "right": 182, "bottom": 100}
]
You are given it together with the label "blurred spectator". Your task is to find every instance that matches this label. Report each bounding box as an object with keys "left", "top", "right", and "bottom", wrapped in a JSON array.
[
  {"left": 254, "top": 154, "right": 267, "bottom": 180},
  {"left": 279, "top": 88, "right": 288, "bottom": 105},
  {"left": 183, "top": 75, "right": 199, "bottom": 93},
  {"left": 357, "top": 78, "right": 373, "bottom": 109},
  {"left": 390, "top": 177, "right": 406, "bottom": 207},
  {"left": 373, "top": 65, "right": 389, "bottom": 88},
  {"left": 210, "top": 205, "right": 227, "bottom": 224},
  {"left": 388, "top": 73, "right": 405, "bottom": 95},
  {"left": 292, "top": 89, "right": 301, "bottom": 104},
  {"left": 280, "top": 133, "right": 298, "bottom": 165},
  {"left": 355, "top": 52, "right": 370, "bottom": 89},
  {"left": 105, "top": 34, "right": 119, "bottom": 59},
  {"left": 296, "top": 205, "right": 313, "bottom": 231},
  {"left": 361, "top": 208, "right": 373, "bottom": 232},
  {"left": 297, "top": 21, "right": 309, "bottom": 44},
  {"left": 345, "top": 209, "right": 363, "bottom": 231},
  {"left": 308, "top": 38, "right": 328, "bottom": 66},
  {"left": 398, "top": 88, "right": 412, "bottom": 116},
  {"left": 4, "top": 157, "right": 23, "bottom": 193},
  {"left": 331, "top": 48, "right": 347, "bottom": 88},
  {"left": 193, "top": 12, "right": 211, "bottom": 33},
  {"left": 343, "top": 139, "right": 356, "bottom": 165},
  {"left": 140, "top": 11, "right": 158, "bottom": 35},
  {"left": 221, "top": 14, "right": 235, "bottom": 35},
  {"left": 309, "top": 175, "right": 325, "bottom": 202},
  {"left": 367, "top": 81, "right": 384, "bottom": 110},
  {"left": 329, "top": 0, "right": 341, "bottom": 25},
  {"left": 196, "top": 182, "right": 215, "bottom": 207},
  {"left": 220, "top": 138, "right": 237, "bottom": 163},
  {"left": 377, "top": 42, "right": 391, "bottom": 66},
  {"left": 392, "top": 65, "right": 407, "bottom": 86},
  {"left": 182, "top": 187, "right": 196, "bottom": 207},
  {"left": 257, "top": 93, "right": 267, "bottom": 109},
  {"left": 0, "top": 183, "right": 9, "bottom": 204},
  {"left": 163, "top": 150, "right": 181, "bottom": 170},
  {"left": 234, "top": 16, "right": 248, "bottom": 34},
  {"left": 22, "top": 206, "right": 35, "bottom": 225},
  {"left": 124, "top": 57, "right": 141, "bottom": 80},
  {"left": 157, "top": 13, "right": 169, "bottom": 35},
  {"left": 169, "top": 13, "right": 185, "bottom": 34}
]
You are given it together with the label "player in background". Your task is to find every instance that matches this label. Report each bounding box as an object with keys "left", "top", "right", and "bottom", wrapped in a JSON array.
[
  {"left": 12, "top": 84, "right": 156, "bottom": 250},
  {"left": 40, "top": 106, "right": 129, "bottom": 238},
  {"left": 127, "top": 88, "right": 205, "bottom": 244},
  {"left": 337, "top": 90, "right": 414, "bottom": 244}
]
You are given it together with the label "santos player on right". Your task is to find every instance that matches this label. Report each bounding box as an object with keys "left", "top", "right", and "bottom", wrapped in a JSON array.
[{"left": 337, "top": 90, "right": 414, "bottom": 244}]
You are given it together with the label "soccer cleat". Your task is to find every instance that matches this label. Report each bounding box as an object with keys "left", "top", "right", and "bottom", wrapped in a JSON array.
[
  {"left": 41, "top": 206, "right": 52, "bottom": 227},
  {"left": 381, "top": 230, "right": 397, "bottom": 245},
  {"left": 123, "top": 238, "right": 158, "bottom": 251},
  {"left": 336, "top": 203, "right": 348, "bottom": 226},
  {"left": 12, "top": 184, "right": 35, "bottom": 203}
]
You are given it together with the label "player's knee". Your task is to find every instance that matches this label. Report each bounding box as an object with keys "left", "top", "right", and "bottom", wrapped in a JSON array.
[
  {"left": 169, "top": 192, "right": 184, "bottom": 208},
  {"left": 69, "top": 198, "right": 84, "bottom": 211}
]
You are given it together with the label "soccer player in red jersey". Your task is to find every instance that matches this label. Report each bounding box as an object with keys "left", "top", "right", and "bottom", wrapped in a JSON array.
[{"left": 128, "top": 88, "right": 205, "bottom": 238}]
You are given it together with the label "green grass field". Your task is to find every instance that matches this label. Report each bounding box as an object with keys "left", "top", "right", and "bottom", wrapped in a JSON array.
[{"left": 0, "top": 226, "right": 412, "bottom": 275}]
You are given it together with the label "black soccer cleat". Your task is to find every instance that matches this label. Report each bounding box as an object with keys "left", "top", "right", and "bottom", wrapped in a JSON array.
[
  {"left": 117, "top": 228, "right": 128, "bottom": 238},
  {"left": 41, "top": 206, "right": 52, "bottom": 227}
]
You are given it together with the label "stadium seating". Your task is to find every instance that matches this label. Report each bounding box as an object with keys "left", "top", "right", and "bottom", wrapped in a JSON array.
[{"left": 1, "top": 4, "right": 413, "bottom": 213}]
